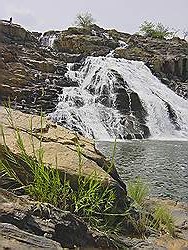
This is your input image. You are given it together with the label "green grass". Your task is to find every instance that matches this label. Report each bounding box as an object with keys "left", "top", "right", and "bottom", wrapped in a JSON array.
[
  {"left": 127, "top": 177, "right": 175, "bottom": 236},
  {"left": 152, "top": 205, "right": 175, "bottom": 236},
  {"left": 0, "top": 105, "right": 118, "bottom": 231},
  {"left": 128, "top": 177, "right": 149, "bottom": 207}
]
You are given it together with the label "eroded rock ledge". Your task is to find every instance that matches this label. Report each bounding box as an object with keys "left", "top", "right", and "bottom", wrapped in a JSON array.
[
  {"left": 0, "top": 21, "right": 187, "bottom": 115},
  {"left": 0, "top": 106, "right": 127, "bottom": 194}
]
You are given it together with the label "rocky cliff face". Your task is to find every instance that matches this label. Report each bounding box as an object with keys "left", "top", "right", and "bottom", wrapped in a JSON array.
[
  {"left": 0, "top": 21, "right": 187, "bottom": 139},
  {"left": 0, "top": 21, "right": 72, "bottom": 114},
  {"left": 54, "top": 24, "right": 188, "bottom": 99}
]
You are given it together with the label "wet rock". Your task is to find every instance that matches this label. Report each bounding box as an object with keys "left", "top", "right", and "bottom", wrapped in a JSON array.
[
  {"left": 134, "top": 133, "right": 143, "bottom": 139},
  {"left": 165, "top": 102, "right": 181, "bottom": 130},
  {"left": 126, "top": 133, "right": 134, "bottom": 140},
  {"left": 140, "top": 124, "right": 151, "bottom": 138},
  {"left": 130, "top": 92, "right": 144, "bottom": 112},
  {"left": 115, "top": 88, "right": 130, "bottom": 112},
  {"left": 96, "top": 94, "right": 112, "bottom": 107}
]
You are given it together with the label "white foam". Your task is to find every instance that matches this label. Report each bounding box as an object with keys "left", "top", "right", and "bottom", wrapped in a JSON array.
[{"left": 51, "top": 56, "right": 188, "bottom": 141}]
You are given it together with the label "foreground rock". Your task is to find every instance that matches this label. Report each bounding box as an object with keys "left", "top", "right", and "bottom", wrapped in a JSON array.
[
  {"left": 0, "top": 106, "right": 127, "bottom": 195},
  {"left": 0, "top": 188, "right": 117, "bottom": 249},
  {"left": 0, "top": 188, "right": 188, "bottom": 250}
]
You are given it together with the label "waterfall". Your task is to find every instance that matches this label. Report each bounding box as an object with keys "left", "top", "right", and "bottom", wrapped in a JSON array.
[
  {"left": 50, "top": 56, "right": 188, "bottom": 141},
  {"left": 40, "top": 33, "right": 58, "bottom": 48}
]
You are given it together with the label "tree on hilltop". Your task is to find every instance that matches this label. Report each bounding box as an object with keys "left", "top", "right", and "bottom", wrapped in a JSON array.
[
  {"left": 75, "top": 12, "right": 95, "bottom": 28},
  {"left": 139, "top": 21, "right": 173, "bottom": 39}
]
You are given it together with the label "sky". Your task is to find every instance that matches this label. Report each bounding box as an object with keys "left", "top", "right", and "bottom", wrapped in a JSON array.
[{"left": 0, "top": 0, "right": 187, "bottom": 34}]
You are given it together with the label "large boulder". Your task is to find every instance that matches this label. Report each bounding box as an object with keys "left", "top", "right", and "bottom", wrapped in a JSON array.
[{"left": 0, "top": 106, "right": 127, "bottom": 195}]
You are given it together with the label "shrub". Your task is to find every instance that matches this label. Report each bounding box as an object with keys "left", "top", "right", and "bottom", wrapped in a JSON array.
[
  {"left": 139, "top": 21, "right": 173, "bottom": 39},
  {"left": 74, "top": 12, "right": 95, "bottom": 28}
]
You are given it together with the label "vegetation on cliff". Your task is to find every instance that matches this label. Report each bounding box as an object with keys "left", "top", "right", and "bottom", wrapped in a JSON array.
[
  {"left": 75, "top": 12, "right": 95, "bottom": 28},
  {"left": 139, "top": 21, "right": 174, "bottom": 39}
]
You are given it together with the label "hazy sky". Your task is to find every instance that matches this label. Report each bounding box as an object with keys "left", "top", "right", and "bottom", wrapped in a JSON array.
[{"left": 1, "top": 0, "right": 187, "bottom": 34}]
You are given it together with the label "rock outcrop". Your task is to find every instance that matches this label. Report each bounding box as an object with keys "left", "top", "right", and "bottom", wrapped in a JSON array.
[
  {"left": 0, "top": 188, "right": 117, "bottom": 249},
  {"left": 54, "top": 25, "right": 188, "bottom": 99},
  {"left": 54, "top": 25, "right": 118, "bottom": 56},
  {"left": 0, "top": 21, "right": 72, "bottom": 114},
  {"left": 0, "top": 106, "right": 127, "bottom": 195},
  {"left": 108, "top": 31, "right": 188, "bottom": 99}
]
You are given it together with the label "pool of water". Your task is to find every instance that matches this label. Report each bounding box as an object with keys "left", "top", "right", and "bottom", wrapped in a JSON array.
[{"left": 96, "top": 140, "right": 188, "bottom": 202}]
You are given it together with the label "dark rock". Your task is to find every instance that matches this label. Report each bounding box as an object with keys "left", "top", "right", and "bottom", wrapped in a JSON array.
[
  {"left": 0, "top": 223, "right": 62, "bottom": 249},
  {"left": 96, "top": 95, "right": 112, "bottom": 107},
  {"left": 134, "top": 133, "right": 143, "bottom": 139},
  {"left": 126, "top": 134, "right": 133, "bottom": 140},
  {"left": 73, "top": 96, "right": 84, "bottom": 107},
  {"left": 140, "top": 124, "right": 151, "bottom": 138},
  {"left": 115, "top": 88, "right": 130, "bottom": 112},
  {"left": 165, "top": 102, "right": 181, "bottom": 130},
  {"left": 130, "top": 92, "right": 143, "bottom": 111},
  {"left": 58, "top": 53, "right": 84, "bottom": 63},
  {"left": 0, "top": 188, "right": 116, "bottom": 249}
]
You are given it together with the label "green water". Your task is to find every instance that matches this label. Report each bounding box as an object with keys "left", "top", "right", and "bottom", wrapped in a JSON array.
[{"left": 97, "top": 140, "right": 188, "bottom": 202}]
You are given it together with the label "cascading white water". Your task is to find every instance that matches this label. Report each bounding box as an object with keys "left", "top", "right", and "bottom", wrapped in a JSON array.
[
  {"left": 40, "top": 34, "right": 57, "bottom": 48},
  {"left": 51, "top": 56, "right": 188, "bottom": 140}
]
